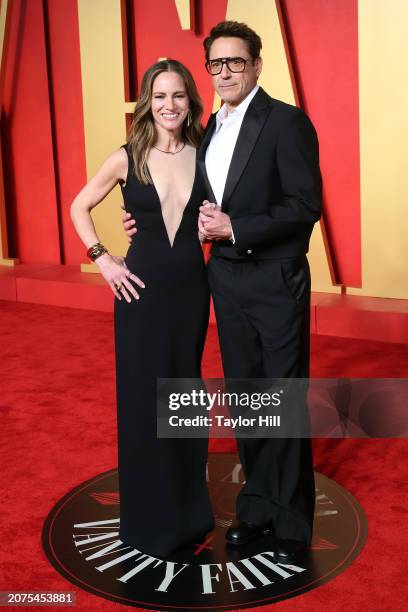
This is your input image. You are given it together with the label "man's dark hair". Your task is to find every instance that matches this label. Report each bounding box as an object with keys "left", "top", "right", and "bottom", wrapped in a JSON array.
[{"left": 203, "top": 21, "right": 262, "bottom": 61}]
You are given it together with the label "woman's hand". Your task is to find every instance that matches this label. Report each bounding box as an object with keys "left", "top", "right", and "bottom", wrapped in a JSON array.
[
  {"left": 198, "top": 230, "right": 211, "bottom": 243},
  {"left": 95, "top": 253, "right": 145, "bottom": 302},
  {"left": 199, "top": 201, "right": 232, "bottom": 242}
]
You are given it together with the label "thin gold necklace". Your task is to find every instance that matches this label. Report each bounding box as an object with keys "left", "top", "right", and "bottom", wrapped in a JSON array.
[{"left": 153, "top": 142, "right": 186, "bottom": 155}]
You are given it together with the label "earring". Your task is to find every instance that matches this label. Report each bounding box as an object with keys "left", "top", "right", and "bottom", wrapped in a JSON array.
[{"left": 187, "top": 109, "right": 192, "bottom": 127}]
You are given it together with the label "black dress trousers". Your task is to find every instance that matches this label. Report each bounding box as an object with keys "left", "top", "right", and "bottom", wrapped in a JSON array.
[{"left": 208, "top": 253, "right": 315, "bottom": 544}]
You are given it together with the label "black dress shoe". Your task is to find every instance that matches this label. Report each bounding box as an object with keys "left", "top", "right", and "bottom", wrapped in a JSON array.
[
  {"left": 225, "top": 521, "right": 273, "bottom": 545},
  {"left": 273, "top": 538, "right": 309, "bottom": 564}
]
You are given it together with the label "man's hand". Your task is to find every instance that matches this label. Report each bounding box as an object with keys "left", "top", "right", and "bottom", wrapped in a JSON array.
[
  {"left": 199, "top": 200, "right": 232, "bottom": 241},
  {"left": 120, "top": 203, "right": 137, "bottom": 243},
  {"left": 198, "top": 230, "right": 211, "bottom": 243}
]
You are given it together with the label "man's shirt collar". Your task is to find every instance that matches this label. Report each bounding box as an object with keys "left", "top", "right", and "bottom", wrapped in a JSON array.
[{"left": 215, "top": 84, "right": 259, "bottom": 132}]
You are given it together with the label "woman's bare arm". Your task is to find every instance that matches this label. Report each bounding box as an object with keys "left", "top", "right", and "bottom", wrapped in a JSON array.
[
  {"left": 70, "top": 149, "right": 126, "bottom": 246},
  {"left": 70, "top": 148, "right": 145, "bottom": 302}
]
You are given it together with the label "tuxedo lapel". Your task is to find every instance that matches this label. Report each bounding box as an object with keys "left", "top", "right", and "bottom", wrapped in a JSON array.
[
  {"left": 222, "top": 88, "right": 272, "bottom": 208},
  {"left": 197, "top": 114, "right": 217, "bottom": 202},
  {"left": 197, "top": 89, "right": 273, "bottom": 206}
]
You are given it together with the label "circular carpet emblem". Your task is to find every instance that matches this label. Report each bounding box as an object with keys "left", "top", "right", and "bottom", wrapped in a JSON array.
[{"left": 42, "top": 454, "right": 367, "bottom": 610}]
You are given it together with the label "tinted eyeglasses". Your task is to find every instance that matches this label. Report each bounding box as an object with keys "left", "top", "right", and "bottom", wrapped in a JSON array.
[{"left": 205, "top": 57, "right": 252, "bottom": 75}]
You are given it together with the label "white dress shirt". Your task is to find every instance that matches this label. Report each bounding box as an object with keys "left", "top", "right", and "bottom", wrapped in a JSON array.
[{"left": 205, "top": 85, "right": 259, "bottom": 207}]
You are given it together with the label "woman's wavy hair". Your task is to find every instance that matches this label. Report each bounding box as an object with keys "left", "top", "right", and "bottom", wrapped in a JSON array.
[{"left": 128, "top": 59, "right": 203, "bottom": 184}]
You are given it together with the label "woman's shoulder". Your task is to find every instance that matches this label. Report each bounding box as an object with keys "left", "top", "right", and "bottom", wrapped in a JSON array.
[
  {"left": 104, "top": 145, "right": 128, "bottom": 165},
  {"left": 101, "top": 146, "right": 129, "bottom": 186}
]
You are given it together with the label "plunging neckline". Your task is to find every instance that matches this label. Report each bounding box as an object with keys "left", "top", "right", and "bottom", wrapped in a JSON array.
[{"left": 147, "top": 152, "right": 197, "bottom": 249}]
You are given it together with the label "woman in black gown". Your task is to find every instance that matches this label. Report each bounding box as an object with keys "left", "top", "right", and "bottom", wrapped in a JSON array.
[{"left": 71, "top": 60, "right": 213, "bottom": 558}]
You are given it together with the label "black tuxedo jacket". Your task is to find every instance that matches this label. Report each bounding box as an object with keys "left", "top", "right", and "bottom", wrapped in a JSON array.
[{"left": 197, "top": 87, "right": 322, "bottom": 260}]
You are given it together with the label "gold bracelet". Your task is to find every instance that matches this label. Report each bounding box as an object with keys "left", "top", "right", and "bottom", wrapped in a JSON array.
[{"left": 87, "top": 242, "right": 108, "bottom": 261}]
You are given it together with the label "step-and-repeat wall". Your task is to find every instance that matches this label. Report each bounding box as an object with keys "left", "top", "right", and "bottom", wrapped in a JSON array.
[{"left": 0, "top": 0, "right": 406, "bottom": 298}]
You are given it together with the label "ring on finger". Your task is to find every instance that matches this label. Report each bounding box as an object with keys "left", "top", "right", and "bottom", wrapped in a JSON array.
[{"left": 114, "top": 281, "right": 123, "bottom": 291}]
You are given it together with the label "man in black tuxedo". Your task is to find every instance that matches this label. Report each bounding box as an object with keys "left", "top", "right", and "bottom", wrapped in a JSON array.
[
  {"left": 123, "top": 21, "right": 321, "bottom": 564},
  {"left": 197, "top": 21, "right": 321, "bottom": 564}
]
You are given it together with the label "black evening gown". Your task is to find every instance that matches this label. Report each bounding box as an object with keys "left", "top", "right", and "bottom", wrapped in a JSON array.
[{"left": 114, "top": 144, "right": 213, "bottom": 558}]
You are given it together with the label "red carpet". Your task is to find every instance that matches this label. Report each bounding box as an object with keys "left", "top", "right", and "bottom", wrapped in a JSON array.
[{"left": 1, "top": 300, "right": 407, "bottom": 610}]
